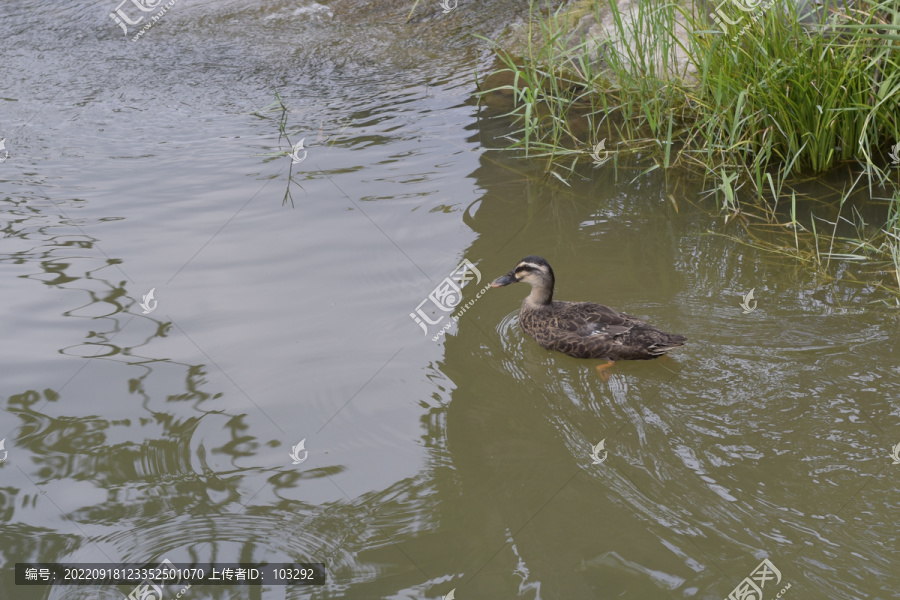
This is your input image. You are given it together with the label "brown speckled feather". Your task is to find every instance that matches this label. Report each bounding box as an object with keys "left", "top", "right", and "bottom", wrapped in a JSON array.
[
  {"left": 519, "top": 300, "right": 686, "bottom": 360},
  {"left": 492, "top": 255, "right": 686, "bottom": 362}
]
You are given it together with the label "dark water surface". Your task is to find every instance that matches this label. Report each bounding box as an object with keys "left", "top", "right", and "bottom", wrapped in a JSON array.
[{"left": 2, "top": 1, "right": 898, "bottom": 599}]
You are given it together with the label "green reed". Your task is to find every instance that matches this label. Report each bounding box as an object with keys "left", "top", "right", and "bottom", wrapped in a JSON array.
[{"left": 475, "top": 0, "right": 900, "bottom": 295}]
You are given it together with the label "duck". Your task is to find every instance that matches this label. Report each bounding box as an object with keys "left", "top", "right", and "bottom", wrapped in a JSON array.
[{"left": 491, "top": 256, "right": 686, "bottom": 374}]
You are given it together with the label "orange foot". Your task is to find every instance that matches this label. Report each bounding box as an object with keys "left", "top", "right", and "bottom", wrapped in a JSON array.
[{"left": 595, "top": 360, "right": 615, "bottom": 381}]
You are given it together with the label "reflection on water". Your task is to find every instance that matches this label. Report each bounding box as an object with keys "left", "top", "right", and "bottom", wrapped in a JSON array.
[{"left": 2, "top": 0, "right": 899, "bottom": 598}]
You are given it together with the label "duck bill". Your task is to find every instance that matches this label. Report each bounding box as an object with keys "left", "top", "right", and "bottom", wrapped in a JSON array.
[{"left": 491, "top": 273, "right": 517, "bottom": 287}]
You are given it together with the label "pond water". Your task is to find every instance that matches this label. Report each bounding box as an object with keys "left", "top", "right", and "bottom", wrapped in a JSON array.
[{"left": 1, "top": 1, "right": 898, "bottom": 599}]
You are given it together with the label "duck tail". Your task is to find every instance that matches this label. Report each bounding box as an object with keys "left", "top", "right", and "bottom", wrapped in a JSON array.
[{"left": 650, "top": 334, "right": 687, "bottom": 356}]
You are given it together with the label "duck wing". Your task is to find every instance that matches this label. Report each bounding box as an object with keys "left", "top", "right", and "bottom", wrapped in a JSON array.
[
  {"left": 552, "top": 301, "right": 647, "bottom": 338},
  {"left": 522, "top": 301, "right": 683, "bottom": 360}
]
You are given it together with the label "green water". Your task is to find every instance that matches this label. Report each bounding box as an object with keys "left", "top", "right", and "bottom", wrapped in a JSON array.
[{"left": 1, "top": 1, "right": 898, "bottom": 599}]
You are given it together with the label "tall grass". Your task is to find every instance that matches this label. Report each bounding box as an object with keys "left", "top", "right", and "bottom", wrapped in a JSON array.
[
  {"left": 476, "top": 0, "right": 900, "bottom": 295},
  {"left": 691, "top": 0, "right": 900, "bottom": 175}
]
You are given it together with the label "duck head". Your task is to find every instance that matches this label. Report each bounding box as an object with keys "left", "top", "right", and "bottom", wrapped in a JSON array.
[{"left": 491, "top": 255, "right": 555, "bottom": 305}]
